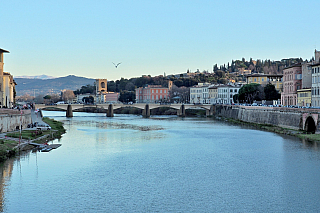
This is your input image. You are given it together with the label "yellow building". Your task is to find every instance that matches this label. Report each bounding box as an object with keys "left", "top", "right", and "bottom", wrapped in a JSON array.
[
  {"left": 246, "top": 74, "right": 283, "bottom": 92},
  {"left": 297, "top": 88, "right": 311, "bottom": 107},
  {"left": 0, "top": 48, "right": 16, "bottom": 108},
  {"left": 208, "top": 86, "right": 218, "bottom": 104}
]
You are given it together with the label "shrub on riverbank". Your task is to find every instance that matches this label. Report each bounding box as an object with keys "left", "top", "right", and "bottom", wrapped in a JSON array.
[{"left": 42, "top": 117, "right": 66, "bottom": 139}]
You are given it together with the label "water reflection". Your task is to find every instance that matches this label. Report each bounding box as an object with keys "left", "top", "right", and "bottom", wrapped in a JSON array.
[
  {"left": 1, "top": 112, "right": 320, "bottom": 212},
  {"left": 0, "top": 156, "right": 14, "bottom": 212},
  {"left": 301, "top": 138, "right": 319, "bottom": 150}
]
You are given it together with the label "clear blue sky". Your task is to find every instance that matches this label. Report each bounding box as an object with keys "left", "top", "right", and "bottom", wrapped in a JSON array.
[{"left": 1, "top": 0, "right": 319, "bottom": 80}]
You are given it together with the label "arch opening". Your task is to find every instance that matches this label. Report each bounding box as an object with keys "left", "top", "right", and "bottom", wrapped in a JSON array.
[{"left": 305, "top": 116, "right": 316, "bottom": 134}]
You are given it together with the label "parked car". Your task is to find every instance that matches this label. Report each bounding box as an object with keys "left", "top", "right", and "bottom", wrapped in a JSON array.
[{"left": 36, "top": 124, "right": 51, "bottom": 130}]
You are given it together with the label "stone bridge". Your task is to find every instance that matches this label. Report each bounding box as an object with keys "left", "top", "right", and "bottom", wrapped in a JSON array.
[
  {"left": 35, "top": 103, "right": 320, "bottom": 133},
  {"left": 34, "top": 103, "right": 214, "bottom": 118}
]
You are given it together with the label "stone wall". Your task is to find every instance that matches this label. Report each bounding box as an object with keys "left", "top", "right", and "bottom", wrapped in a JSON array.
[
  {"left": 0, "top": 110, "right": 32, "bottom": 132},
  {"left": 215, "top": 105, "right": 302, "bottom": 130}
]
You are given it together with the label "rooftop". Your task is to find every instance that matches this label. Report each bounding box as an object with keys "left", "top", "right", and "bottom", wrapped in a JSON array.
[{"left": 0, "top": 48, "right": 9, "bottom": 53}]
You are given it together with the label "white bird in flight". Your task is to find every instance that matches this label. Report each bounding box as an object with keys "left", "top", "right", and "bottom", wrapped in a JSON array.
[{"left": 112, "top": 62, "right": 121, "bottom": 68}]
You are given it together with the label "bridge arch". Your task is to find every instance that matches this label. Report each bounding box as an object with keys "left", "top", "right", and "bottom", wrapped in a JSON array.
[{"left": 305, "top": 116, "right": 316, "bottom": 133}]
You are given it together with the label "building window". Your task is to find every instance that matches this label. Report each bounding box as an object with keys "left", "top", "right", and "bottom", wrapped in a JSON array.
[{"left": 160, "top": 90, "right": 162, "bottom": 93}]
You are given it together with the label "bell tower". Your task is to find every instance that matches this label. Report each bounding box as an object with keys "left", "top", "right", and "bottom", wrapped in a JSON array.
[
  {"left": 168, "top": 80, "right": 173, "bottom": 91},
  {"left": 95, "top": 79, "right": 108, "bottom": 94}
]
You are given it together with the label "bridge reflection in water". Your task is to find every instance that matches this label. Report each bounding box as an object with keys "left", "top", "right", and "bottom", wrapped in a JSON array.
[{"left": 34, "top": 103, "right": 215, "bottom": 118}]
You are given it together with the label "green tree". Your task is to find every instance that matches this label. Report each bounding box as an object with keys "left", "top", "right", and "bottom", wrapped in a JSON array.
[
  {"left": 238, "top": 83, "right": 264, "bottom": 103},
  {"left": 74, "top": 84, "right": 95, "bottom": 95},
  {"left": 43, "top": 95, "right": 51, "bottom": 100},
  {"left": 119, "top": 91, "right": 135, "bottom": 103},
  {"left": 214, "top": 70, "right": 225, "bottom": 78},
  {"left": 264, "top": 83, "right": 280, "bottom": 101},
  {"left": 233, "top": 94, "right": 239, "bottom": 103},
  {"left": 82, "top": 96, "right": 94, "bottom": 104},
  {"left": 107, "top": 81, "right": 117, "bottom": 92}
]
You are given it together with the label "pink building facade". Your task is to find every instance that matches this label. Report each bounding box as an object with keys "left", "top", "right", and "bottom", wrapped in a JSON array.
[
  {"left": 281, "top": 64, "right": 302, "bottom": 106},
  {"left": 135, "top": 85, "right": 169, "bottom": 103}
]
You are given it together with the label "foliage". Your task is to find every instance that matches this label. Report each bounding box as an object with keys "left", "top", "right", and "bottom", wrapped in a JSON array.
[
  {"left": 7, "top": 130, "right": 47, "bottom": 140},
  {"left": 82, "top": 96, "right": 94, "bottom": 104},
  {"left": 43, "top": 95, "right": 51, "bottom": 99},
  {"left": 42, "top": 117, "right": 66, "bottom": 137},
  {"left": 0, "top": 144, "right": 9, "bottom": 162},
  {"left": 237, "top": 83, "right": 264, "bottom": 103},
  {"left": 170, "top": 85, "right": 190, "bottom": 103},
  {"left": 74, "top": 84, "right": 96, "bottom": 95},
  {"left": 264, "top": 83, "right": 281, "bottom": 101},
  {"left": 118, "top": 91, "right": 135, "bottom": 103}
]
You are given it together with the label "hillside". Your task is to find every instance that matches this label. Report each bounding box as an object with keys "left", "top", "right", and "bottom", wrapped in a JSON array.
[{"left": 14, "top": 75, "right": 95, "bottom": 96}]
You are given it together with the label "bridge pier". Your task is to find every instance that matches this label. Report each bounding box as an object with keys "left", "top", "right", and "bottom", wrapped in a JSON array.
[
  {"left": 177, "top": 104, "right": 185, "bottom": 117},
  {"left": 206, "top": 105, "right": 214, "bottom": 117},
  {"left": 66, "top": 104, "right": 73, "bottom": 117},
  {"left": 142, "top": 104, "right": 150, "bottom": 118},
  {"left": 107, "top": 104, "right": 114, "bottom": 117}
]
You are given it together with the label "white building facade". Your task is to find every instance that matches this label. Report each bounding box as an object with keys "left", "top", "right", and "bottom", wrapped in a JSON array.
[
  {"left": 216, "top": 85, "right": 241, "bottom": 104},
  {"left": 190, "top": 83, "right": 210, "bottom": 104}
]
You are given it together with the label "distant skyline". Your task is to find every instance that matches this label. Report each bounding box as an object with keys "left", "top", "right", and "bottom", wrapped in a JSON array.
[{"left": 1, "top": 0, "right": 320, "bottom": 80}]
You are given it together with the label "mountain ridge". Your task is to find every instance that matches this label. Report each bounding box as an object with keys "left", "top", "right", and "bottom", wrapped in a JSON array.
[{"left": 15, "top": 75, "right": 95, "bottom": 96}]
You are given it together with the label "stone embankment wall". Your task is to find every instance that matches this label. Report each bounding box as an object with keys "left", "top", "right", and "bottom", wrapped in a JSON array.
[
  {"left": 214, "top": 105, "right": 302, "bottom": 130},
  {"left": 0, "top": 109, "right": 32, "bottom": 133}
]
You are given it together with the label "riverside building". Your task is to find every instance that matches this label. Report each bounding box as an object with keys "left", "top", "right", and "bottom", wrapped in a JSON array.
[
  {"left": 216, "top": 85, "right": 241, "bottom": 104},
  {"left": 189, "top": 83, "right": 210, "bottom": 104},
  {"left": 281, "top": 64, "right": 302, "bottom": 106},
  {"left": 311, "top": 49, "right": 320, "bottom": 107},
  {"left": 135, "top": 85, "right": 169, "bottom": 103},
  {"left": 95, "top": 79, "right": 119, "bottom": 103},
  {"left": 0, "top": 48, "right": 16, "bottom": 108}
]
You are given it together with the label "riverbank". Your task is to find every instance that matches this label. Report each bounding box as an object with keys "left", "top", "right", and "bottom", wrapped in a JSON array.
[
  {"left": 0, "top": 117, "right": 66, "bottom": 162},
  {"left": 217, "top": 116, "right": 320, "bottom": 143}
]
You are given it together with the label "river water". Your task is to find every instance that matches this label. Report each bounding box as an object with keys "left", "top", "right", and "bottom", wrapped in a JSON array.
[{"left": 0, "top": 111, "right": 320, "bottom": 212}]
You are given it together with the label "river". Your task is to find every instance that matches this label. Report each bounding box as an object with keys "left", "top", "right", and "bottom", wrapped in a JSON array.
[{"left": 0, "top": 111, "right": 320, "bottom": 212}]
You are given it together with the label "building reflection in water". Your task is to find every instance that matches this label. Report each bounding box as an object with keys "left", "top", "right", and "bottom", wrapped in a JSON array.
[
  {"left": 0, "top": 157, "right": 14, "bottom": 212},
  {"left": 301, "top": 138, "right": 319, "bottom": 151}
]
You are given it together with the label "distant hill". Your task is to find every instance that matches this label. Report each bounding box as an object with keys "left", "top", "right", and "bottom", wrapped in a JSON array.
[
  {"left": 14, "top": 75, "right": 95, "bottom": 96},
  {"left": 15, "top": 75, "right": 56, "bottom": 80}
]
